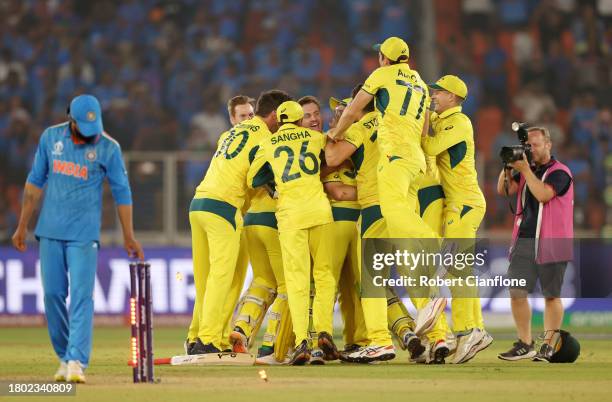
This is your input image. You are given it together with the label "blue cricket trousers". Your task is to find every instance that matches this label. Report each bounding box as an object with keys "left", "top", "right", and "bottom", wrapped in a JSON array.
[{"left": 39, "top": 237, "right": 98, "bottom": 367}]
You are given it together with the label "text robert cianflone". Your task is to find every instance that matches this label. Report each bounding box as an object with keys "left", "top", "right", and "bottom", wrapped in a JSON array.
[
  {"left": 371, "top": 275, "right": 527, "bottom": 288},
  {"left": 371, "top": 249, "right": 487, "bottom": 271}
]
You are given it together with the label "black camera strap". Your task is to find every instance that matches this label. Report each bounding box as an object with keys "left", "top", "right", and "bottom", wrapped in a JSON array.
[{"left": 503, "top": 167, "right": 521, "bottom": 216}]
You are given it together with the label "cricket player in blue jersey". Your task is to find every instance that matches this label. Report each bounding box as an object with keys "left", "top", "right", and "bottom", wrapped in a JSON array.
[{"left": 11, "top": 94, "right": 143, "bottom": 383}]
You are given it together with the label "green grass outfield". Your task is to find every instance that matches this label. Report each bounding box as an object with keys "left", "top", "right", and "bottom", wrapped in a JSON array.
[{"left": 1, "top": 327, "right": 612, "bottom": 402}]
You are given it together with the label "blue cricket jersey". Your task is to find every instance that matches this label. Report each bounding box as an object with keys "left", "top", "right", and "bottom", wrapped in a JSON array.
[{"left": 27, "top": 122, "right": 132, "bottom": 242}]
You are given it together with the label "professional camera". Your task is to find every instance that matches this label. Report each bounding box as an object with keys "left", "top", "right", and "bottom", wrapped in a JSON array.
[{"left": 499, "top": 122, "right": 532, "bottom": 167}]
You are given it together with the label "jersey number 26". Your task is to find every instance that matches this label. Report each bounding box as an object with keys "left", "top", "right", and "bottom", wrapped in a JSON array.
[{"left": 274, "top": 140, "right": 319, "bottom": 183}]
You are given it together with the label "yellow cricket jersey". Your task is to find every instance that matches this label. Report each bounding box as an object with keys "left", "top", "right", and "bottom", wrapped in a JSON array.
[
  {"left": 247, "top": 187, "right": 276, "bottom": 213},
  {"left": 195, "top": 116, "right": 271, "bottom": 210},
  {"left": 247, "top": 123, "right": 332, "bottom": 232},
  {"left": 362, "top": 63, "right": 428, "bottom": 170},
  {"left": 322, "top": 167, "right": 360, "bottom": 210},
  {"left": 421, "top": 106, "right": 485, "bottom": 208},
  {"left": 343, "top": 111, "right": 380, "bottom": 209}
]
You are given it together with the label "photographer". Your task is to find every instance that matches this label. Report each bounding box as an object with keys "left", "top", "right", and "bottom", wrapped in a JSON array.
[{"left": 496, "top": 126, "right": 573, "bottom": 362}]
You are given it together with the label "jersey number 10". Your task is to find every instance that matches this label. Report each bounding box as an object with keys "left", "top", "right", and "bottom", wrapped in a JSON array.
[{"left": 274, "top": 141, "right": 319, "bottom": 183}]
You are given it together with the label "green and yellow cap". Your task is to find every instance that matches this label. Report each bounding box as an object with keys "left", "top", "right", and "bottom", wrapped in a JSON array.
[
  {"left": 429, "top": 75, "right": 468, "bottom": 99},
  {"left": 329, "top": 97, "right": 352, "bottom": 111},
  {"left": 277, "top": 101, "right": 304, "bottom": 123},
  {"left": 373, "top": 37, "right": 409, "bottom": 62}
]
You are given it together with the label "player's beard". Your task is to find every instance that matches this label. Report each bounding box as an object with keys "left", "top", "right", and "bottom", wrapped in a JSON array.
[{"left": 70, "top": 123, "right": 98, "bottom": 144}]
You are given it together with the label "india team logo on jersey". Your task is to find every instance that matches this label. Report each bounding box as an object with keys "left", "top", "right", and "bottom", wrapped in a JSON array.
[
  {"left": 86, "top": 149, "right": 97, "bottom": 162},
  {"left": 52, "top": 141, "right": 64, "bottom": 156}
]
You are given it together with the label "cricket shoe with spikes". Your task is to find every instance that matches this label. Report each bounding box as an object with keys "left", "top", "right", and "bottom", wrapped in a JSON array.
[
  {"left": 429, "top": 340, "right": 450, "bottom": 364},
  {"left": 229, "top": 326, "right": 249, "bottom": 354},
  {"left": 402, "top": 331, "right": 426, "bottom": 361},
  {"left": 288, "top": 340, "right": 311, "bottom": 366},
  {"left": 342, "top": 345, "right": 396, "bottom": 364},
  {"left": 318, "top": 331, "right": 340, "bottom": 361},
  {"left": 414, "top": 297, "right": 447, "bottom": 337},
  {"left": 411, "top": 341, "right": 430, "bottom": 364}
]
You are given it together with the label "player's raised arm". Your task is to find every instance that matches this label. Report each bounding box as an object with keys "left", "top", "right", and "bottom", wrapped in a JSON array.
[{"left": 328, "top": 89, "right": 374, "bottom": 141}]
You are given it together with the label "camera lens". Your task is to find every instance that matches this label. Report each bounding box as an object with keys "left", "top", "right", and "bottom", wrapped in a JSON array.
[{"left": 511, "top": 122, "right": 520, "bottom": 132}]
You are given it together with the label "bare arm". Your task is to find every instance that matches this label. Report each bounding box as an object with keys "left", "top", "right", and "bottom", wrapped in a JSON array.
[
  {"left": 11, "top": 183, "right": 43, "bottom": 252},
  {"left": 117, "top": 204, "right": 144, "bottom": 260},
  {"left": 521, "top": 168, "right": 556, "bottom": 203},
  {"left": 324, "top": 138, "right": 357, "bottom": 167},
  {"left": 507, "top": 154, "right": 555, "bottom": 202},
  {"left": 497, "top": 168, "right": 518, "bottom": 196},
  {"left": 421, "top": 109, "right": 431, "bottom": 138},
  {"left": 328, "top": 90, "right": 374, "bottom": 140},
  {"left": 324, "top": 182, "right": 357, "bottom": 201}
]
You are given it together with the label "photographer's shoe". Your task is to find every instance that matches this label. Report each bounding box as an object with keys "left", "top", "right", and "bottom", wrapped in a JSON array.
[
  {"left": 498, "top": 339, "right": 536, "bottom": 361},
  {"left": 533, "top": 343, "right": 554, "bottom": 362}
]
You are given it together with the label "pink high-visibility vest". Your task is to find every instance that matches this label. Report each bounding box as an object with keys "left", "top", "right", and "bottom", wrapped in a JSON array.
[{"left": 511, "top": 160, "right": 574, "bottom": 264}]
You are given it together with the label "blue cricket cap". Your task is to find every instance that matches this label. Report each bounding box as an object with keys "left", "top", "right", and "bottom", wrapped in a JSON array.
[{"left": 69, "top": 94, "right": 103, "bottom": 137}]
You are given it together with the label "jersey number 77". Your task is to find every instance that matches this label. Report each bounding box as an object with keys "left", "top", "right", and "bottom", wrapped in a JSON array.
[{"left": 395, "top": 80, "right": 426, "bottom": 120}]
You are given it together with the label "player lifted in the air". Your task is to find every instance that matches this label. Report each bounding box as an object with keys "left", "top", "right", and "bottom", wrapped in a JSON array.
[{"left": 329, "top": 36, "right": 437, "bottom": 240}]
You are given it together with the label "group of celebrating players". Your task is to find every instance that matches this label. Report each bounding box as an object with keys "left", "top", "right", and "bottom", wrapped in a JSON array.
[{"left": 185, "top": 36, "right": 492, "bottom": 365}]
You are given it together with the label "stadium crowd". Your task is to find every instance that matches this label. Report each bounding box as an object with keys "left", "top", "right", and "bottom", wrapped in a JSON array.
[{"left": 0, "top": 0, "right": 610, "bottom": 242}]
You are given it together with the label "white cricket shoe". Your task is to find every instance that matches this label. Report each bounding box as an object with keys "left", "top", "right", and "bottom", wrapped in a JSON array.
[
  {"left": 341, "top": 345, "right": 396, "bottom": 364},
  {"left": 462, "top": 330, "right": 493, "bottom": 363},
  {"left": 414, "top": 297, "right": 447, "bottom": 336},
  {"left": 452, "top": 329, "right": 486, "bottom": 364},
  {"left": 67, "top": 360, "right": 86, "bottom": 383},
  {"left": 54, "top": 361, "right": 67, "bottom": 382}
]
